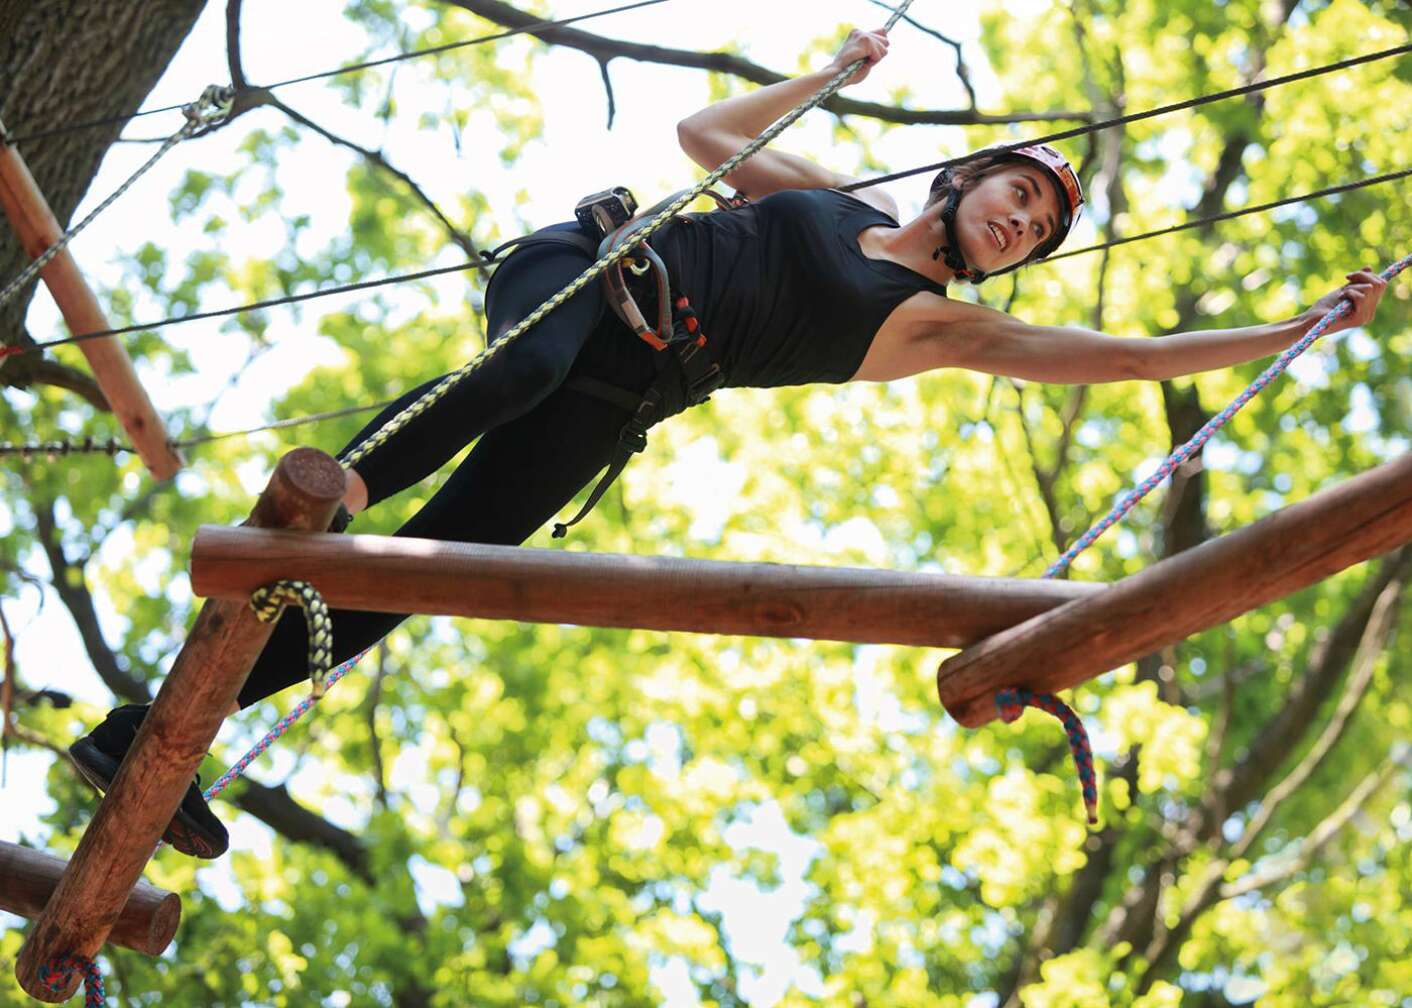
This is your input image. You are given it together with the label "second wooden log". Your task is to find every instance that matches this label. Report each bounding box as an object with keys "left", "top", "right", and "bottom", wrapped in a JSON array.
[
  {"left": 0, "top": 840, "right": 180, "bottom": 956},
  {"left": 937, "top": 452, "right": 1412, "bottom": 727}
]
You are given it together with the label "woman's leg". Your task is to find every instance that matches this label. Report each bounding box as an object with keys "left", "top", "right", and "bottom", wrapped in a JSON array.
[
  {"left": 346, "top": 233, "right": 604, "bottom": 509},
  {"left": 237, "top": 378, "right": 641, "bottom": 707}
]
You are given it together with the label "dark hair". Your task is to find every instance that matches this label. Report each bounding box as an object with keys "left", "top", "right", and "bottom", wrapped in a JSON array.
[{"left": 924, "top": 151, "right": 1014, "bottom": 210}]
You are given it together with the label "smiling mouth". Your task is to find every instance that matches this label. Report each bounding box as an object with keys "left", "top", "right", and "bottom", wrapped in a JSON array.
[{"left": 988, "top": 222, "right": 1008, "bottom": 253}]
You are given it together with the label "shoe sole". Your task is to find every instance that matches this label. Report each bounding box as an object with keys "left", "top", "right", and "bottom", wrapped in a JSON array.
[{"left": 68, "top": 739, "right": 227, "bottom": 859}]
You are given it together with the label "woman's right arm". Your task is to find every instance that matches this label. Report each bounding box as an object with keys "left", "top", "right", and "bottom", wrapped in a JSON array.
[{"left": 677, "top": 29, "right": 893, "bottom": 210}]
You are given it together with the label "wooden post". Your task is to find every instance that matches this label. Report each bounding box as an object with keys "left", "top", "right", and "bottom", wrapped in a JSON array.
[
  {"left": 14, "top": 447, "right": 344, "bottom": 1001},
  {"left": 937, "top": 452, "right": 1412, "bottom": 727},
  {"left": 0, "top": 130, "right": 183, "bottom": 479},
  {"left": 190, "top": 528, "right": 1106, "bottom": 649},
  {"left": 0, "top": 840, "right": 179, "bottom": 956}
]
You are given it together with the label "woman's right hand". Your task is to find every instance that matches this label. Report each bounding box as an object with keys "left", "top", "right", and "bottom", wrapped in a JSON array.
[{"left": 826, "top": 28, "right": 890, "bottom": 85}]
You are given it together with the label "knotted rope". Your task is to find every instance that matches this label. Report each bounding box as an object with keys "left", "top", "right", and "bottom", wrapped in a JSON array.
[
  {"left": 996, "top": 252, "right": 1411, "bottom": 825},
  {"left": 249, "top": 580, "right": 334, "bottom": 698},
  {"left": 38, "top": 953, "right": 105, "bottom": 1008}
]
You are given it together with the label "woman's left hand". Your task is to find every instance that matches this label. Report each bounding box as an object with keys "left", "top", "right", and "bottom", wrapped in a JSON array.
[{"left": 1304, "top": 267, "right": 1389, "bottom": 335}]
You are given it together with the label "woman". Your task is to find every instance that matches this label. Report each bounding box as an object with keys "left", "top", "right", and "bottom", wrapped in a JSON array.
[{"left": 71, "top": 28, "right": 1388, "bottom": 857}]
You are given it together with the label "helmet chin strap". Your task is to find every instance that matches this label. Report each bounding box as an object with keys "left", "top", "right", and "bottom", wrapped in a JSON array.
[{"left": 935, "top": 185, "right": 988, "bottom": 284}]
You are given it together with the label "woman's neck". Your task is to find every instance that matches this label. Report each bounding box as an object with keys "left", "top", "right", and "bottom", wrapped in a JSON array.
[{"left": 859, "top": 210, "right": 957, "bottom": 287}]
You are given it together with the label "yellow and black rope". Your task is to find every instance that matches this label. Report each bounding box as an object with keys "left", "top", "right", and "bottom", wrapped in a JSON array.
[{"left": 249, "top": 580, "right": 333, "bottom": 698}]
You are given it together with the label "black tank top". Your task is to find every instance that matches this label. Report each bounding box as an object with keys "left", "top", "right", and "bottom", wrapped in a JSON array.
[{"left": 651, "top": 188, "right": 949, "bottom": 388}]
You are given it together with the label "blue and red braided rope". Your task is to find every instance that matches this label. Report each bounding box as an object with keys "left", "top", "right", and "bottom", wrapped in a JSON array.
[
  {"left": 39, "top": 954, "right": 105, "bottom": 1007},
  {"left": 993, "top": 252, "right": 1410, "bottom": 826}
]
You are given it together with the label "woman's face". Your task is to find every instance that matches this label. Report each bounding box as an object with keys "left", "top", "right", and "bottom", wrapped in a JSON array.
[{"left": 952, "top": 164, "right": 1063, "bottom": 273}]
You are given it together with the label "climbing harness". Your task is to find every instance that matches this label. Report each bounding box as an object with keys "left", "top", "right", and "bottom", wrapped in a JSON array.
[
  {"left": 0, "top": 85, "right": 233, "bottom": 313},
  {"left": 476, "top": 185, "right": 743, "bottom": 536}
]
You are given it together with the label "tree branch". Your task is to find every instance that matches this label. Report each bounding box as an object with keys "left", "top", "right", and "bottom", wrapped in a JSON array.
[
  {"left": 1221, "top": 755, "right": 1403, "bottom": 900},
  {"left": 229, "top": 777, "right": 371, "bottom": 881},
  {"left": 0, "top": 329, "right": 109, "bottom": 408},
  {"left": 440, "top": 0, "right": 1088, "bottom": 128},
  {"left": 270, "top": 95, "right": 491, "bottom": 270},
  {"left": 1200, "top": 547, "right": 1412, "bottom": 839},
  {"left": 864, "top": 0, "right": 977, "bottom": 108},
  {"left": 32, "top": 498, "right": 151, "bottom": 703},
  {"left": 1138, "top": 571, "right": 1404, "bottom": 988}
]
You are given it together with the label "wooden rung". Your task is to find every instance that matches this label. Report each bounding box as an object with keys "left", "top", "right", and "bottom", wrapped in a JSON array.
[
  {"left": 13, "top": 448, "right": 346, "bottom": 1002},
  {"left": 189, "top": 528, "right": 1105, "bottom": 649},
  {"left": 0, "top": 128, "right": 182, "bottom": 479},
  {"left": 937, "top": 452, "right": 1412, "bottom": 727},
  {"left": 0, "top": 840, "right": 179, "bottom": 956}
]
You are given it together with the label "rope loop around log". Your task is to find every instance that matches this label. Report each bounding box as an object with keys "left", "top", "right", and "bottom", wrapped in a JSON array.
[
  {"left": 996, "top": 688, "right": 1098, "bottom": 825},
  {"left": 39, "top": 953, "right": 105, "bottom": 1007},
  {"left": 249, "top": 579, "right": 333, "bottom": 698}
]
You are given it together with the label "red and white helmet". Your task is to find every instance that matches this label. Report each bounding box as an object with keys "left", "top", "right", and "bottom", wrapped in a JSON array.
[{"left": 1004, "top": 142, "right": 1084, "bottom": 254}]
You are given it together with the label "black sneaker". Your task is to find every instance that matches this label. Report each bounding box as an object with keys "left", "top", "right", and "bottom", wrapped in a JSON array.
[{"left": 69, "top": 704, "right": 230, "bottom": 859}]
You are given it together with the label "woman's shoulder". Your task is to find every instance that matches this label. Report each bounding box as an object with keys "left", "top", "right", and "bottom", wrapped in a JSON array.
[{"left": 755, "top": 186, "right": 899, "bottom": 222}]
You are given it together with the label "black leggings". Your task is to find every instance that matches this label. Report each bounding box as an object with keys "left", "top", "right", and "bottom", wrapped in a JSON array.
[{"left": 237, "top": 228, "right": 661, "bottom": 708}]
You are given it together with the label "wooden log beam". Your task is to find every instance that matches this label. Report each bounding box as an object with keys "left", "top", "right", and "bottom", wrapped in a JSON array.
[
  {"left": 937, "top": 452, "right": 1412, "bottom": 727},
  {"left": 0, "top": 840, "right": 179, "bottom": 956},
  {"left": 189, "top": 529, "right": 1106, "bottom": 648},
  {"left": 0, "top": 131, "right": 182, "bottom": 479},
  {"left": 14, "top": 448, "right": 345, "bottom": 1002}
]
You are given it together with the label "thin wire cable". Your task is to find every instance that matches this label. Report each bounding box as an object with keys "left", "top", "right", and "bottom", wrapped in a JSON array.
[
  {"left": 1, "top": 0, "right": 669, "bottom": 146},
  {"left": 1, "top": 401, "right": 394, "bottom": 459},
  {"left": 171, "top": 399, "right": 396, "bottom": 448},
  {"left": 0, "top": 87, "right": 233, "bottom": 311},
  {"left": 4, "top": 164, "right": 1403, "bottom": 363},
  {"left": 841, "top": 41, "right": 1412, "bottom": 192},
  {"left": 1045, "top": 168, "right": 1412, "bottom": 263}
]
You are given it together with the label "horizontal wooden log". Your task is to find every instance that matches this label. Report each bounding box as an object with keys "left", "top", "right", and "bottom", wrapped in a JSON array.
[
  {"left": 937, "top": 452, "right": 1412, "bottom": 727},
  {"left": 0, "top": 840, "right": 179, "bottom": 956},
  {"left": 0, "top": 136, "right": 182, "bottom": 479},
  {"left": 15, "top": 448, "right": 346, "bottom": 1002},
  {"left": 189, "top": 529, "right": 1106, "bottom": 648}
]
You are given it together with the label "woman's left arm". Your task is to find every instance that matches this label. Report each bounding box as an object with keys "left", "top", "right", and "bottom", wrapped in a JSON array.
[{"left": 927, "top": 269, "right": 1389, "bottom": 384}]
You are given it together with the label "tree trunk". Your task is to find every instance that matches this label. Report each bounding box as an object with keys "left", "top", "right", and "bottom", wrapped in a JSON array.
[{"left": 0, "top": 0, "right": 206, "bottom": 388}]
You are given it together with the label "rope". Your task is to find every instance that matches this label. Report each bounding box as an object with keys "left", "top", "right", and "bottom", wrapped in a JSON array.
[
  {"left": 1044, "top": 251, "right": 1412, "bottom": 577},
  {"left": 0, "top": 400, "right": 395, "bottom": 464},
  {"left": 996, "top": 251, "right": 1412, "bottom": 826},
  {"left": 203, "top": 650, "right": 368, "bottom": 803},
  {"left": 249, "top": 580, "right": 334, "bottom": 698},
  {"left": 0, "top": 1, "right": 669, "bottom": 146},
  {"left": 0, "top": 86, "right": 233, "bottom": 312},
  {"left": 3, "top": 164, "right": 1404, "bottom": 366},
  {"left": 38, "top": 953, "right": 105, "bottom": 1007},
  {"left": 0, "top": 437, "right": 125, "bottom": 459},
  {"left": 842, "top": 41, "right": 1412, "bottom": 193},
  {"left": 997, "top": 689, "right": 1097, "bottom": 824},
  {"left": 337, "top": 0, "right": 917, "bottom": 470}
]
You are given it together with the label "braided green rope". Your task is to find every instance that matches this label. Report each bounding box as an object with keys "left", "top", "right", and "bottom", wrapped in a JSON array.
[
  {"left": 250, "top": 579, "right": 333, "bottom": 698},
  {"left": 340, "top": 7, "right": 913, "bottom": 470}
]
